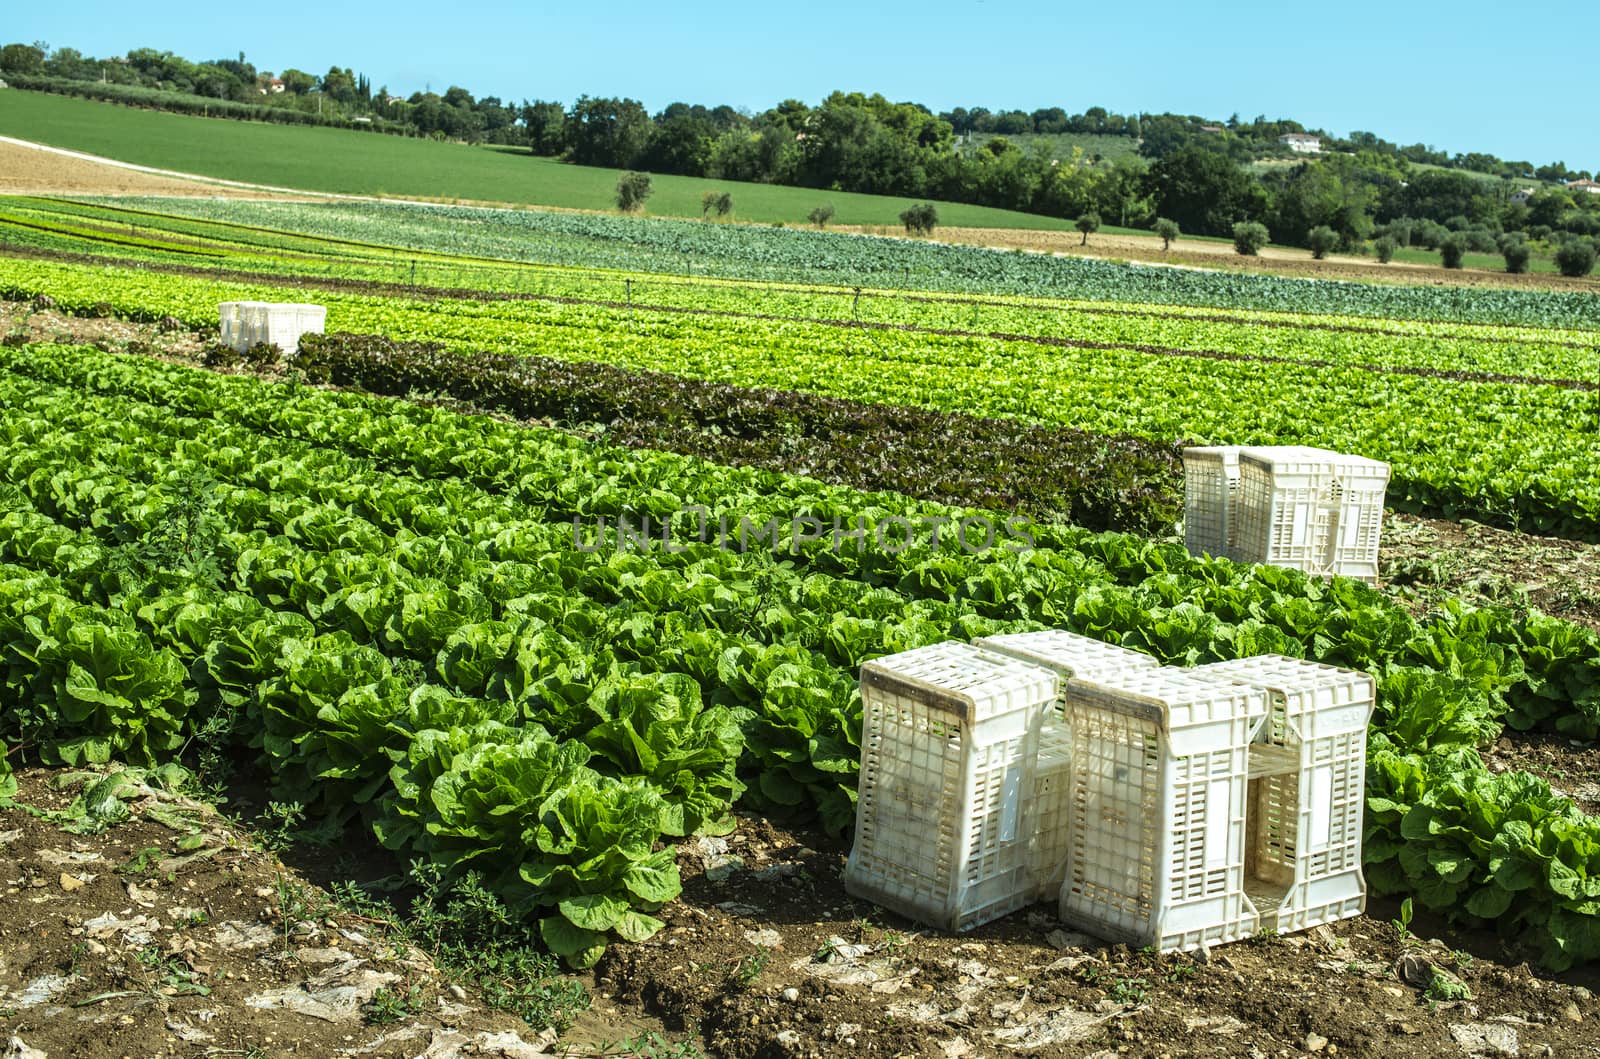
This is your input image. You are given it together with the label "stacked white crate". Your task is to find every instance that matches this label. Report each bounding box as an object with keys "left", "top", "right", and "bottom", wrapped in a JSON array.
[
  {"left": 217, "top": 301, "right": 326, "bottom": 354},
  {"left": 844, "top": 642, "right": 1060, "bottom": 931},
  {"left": 1182, "top": 445, "right": 1390, "bottom": 585},
  {"left": 1056, "top": 669, "right": 1268, "bottom": 952},
  {"left": 1181, "top": 446, "right": 1241, "bottom": 559},
  {"left": 1193, "top": 656, "right": 1373, "bottom": 934},
  {"left": 972, "top": 630, "right": 1159, "bottom": 899},
  {"left": 218, "top": 301, "right": 268, "bottom": 352},
  {"left": 1233, "top": 447, "right": 1390, "bottom": 585}
]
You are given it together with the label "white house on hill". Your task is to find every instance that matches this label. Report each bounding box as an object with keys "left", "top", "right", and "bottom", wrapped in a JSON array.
[
  {"left": 1568, "top": 179, "right": 1600, "bottom": 194},
  {"left": 1510, "top": 188, "right": 1536, "bottom": 205},
  {"left": 1278, "top": 133, "right": 1322, "bottom": 154}
]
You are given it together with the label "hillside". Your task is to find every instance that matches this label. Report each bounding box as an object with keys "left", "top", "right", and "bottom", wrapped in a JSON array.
[{"left": 0, "top": 90, "right": 1081, "bottom": 230}]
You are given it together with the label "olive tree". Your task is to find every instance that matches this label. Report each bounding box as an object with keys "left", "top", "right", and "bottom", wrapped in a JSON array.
[
  {"left": 1232, "top": 221, "right": 1269, "bottom": 256},
  {"left": 1075, "top": 211, "right": 1101, "bottom": 246},
  {"left": 615, "top": 171, "right": 653, "bottom": 213}
]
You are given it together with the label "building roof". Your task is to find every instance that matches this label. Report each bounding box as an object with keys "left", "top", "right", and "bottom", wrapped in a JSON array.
[
  {"left": 1568, "top": 179, "right": 1600, "bottom": 190},
  {"left": 1279, "top": 133, "right": 1321, "bottom": 142}
]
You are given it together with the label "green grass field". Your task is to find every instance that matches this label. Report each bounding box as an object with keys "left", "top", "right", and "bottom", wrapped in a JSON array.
[
  {"left": 1388, "top": 244, "right": 1559, "bottom": 274},
  {"left": 0, "top": 90, "right": 1079, "bottom": 230}
]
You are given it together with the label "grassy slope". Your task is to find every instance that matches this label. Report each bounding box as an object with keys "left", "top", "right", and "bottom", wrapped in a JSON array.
[{"left": 0, "top": 90, "right": 1078, "bottom": 230}]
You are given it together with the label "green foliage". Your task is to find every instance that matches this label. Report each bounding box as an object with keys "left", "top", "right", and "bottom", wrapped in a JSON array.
[
  {"left": 615, "top": 171, "right": 653, "bottom": 214},
  {"left": 899, "top": 202, "right": 939, "bottom": 236},
  {"left": 0, "top": 43, "right": 45, "bottom": 75},
  {"left": 808, "top": 203, "right": 835, "bottom": 228},
  {"left": 1555, "top": 239, "right": 1597, "bottom": 278},
  {"left": 8, "top": 255, "right": 1600, "bottom": 974},
  {"left": 1232, "top": 221, "right": 1269, "bottom": 256},
  {"left": 1439, "top": 234, "right": 1467, "bottom": 269},
  {"left": 1153, "top": 217, "right": 1179, "bottom": 249},
  {"left": 0, "top": 736, "right": 14, "bottom": 803},
  {"left": 362, "top": 985, "right": 423, "bottom": 1025},
  {"left": 700, "top": 190, "right": 733, "bottom": 220},
  {"left": 1148, "top": 147, "right": 1265, "bottom": 238},
  {"left": 1374, "top": 235, "right": 1398, "bottom": 263},
  {"left": 1306, "top": 225, "right": 1338, "bottom": 259}
]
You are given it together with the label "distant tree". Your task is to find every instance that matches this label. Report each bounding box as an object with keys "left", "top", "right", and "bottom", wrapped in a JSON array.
[
  {"left": 899, "top": 202, "right": 939, "bottom": 236},
  {"left": 701, "top": 190, "right": 719, "bottom": 219},
  {"left": 712, "top": 190, "right": 733, "bottom": 218},
  {"left": 1145, "top": 147, "right": 1265, "bottom": 237},
  {"left": 1232, "top": 221, "right": 1269, "bottom": 256},
  {"left": 1075, "top": 211, "right": 1101, "bottom": 245},
  {"left": 808, "top": 203, "right": 836, "bottom": 228},
  {"left": 1154, "top": 217, "right": 1180, "bottom": 250},
  {"left": 570, "top": 95, "right": 654, "bottom": 168},
  {"left": 1306, "top": 225, "right": 1339, "bottom": 260},
  {"left": 1501, "top": 238, "right": 1531, "bottom": 274},
  {"left": 320, "top": 66, "right": 358, "bottom": 105},
  {"left": 1374, "top": 236, "right": 1398, "bottom": 263},
  {"left": 521, "top": 100, "right": 568, "bottom": 156},
  {"left": 0, "top": 43, "right": 45, "bottom": 75},
  {"left": 1439, "top": 234, "right": 1468, "bottom": 269},
  {"left": 615, "top": 171, "right": 653, "bottom": 213},
  {"left": 1555, "top": 238, "right": 1597, "bottom": 277},
  {"left": 278, "top": 68, "right": 317, "bottom": 95}
]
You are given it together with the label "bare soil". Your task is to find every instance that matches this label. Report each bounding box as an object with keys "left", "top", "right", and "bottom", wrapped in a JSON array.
[
  {"left": 843, "top": 226, "right": 1600, "bottom": 295},
  {"left": 0, "top": 140, "right": 303, "bottom": 200},
  {"left": 1382, "top": 512, "right": 1600, "bottom": 633},
  {"left": 0, "top": 767, "right": 677, "bottom": 1059},
  {"left": 6, "top": 768, "right": 1599, "bottom": 1059}
]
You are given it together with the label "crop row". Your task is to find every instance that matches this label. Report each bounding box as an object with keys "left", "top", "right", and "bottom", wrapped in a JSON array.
[
  {"left": 4, "top": 343, "right": 1600, "bottom": 965},
  {"left": 289, "top": 331, "right": 1183, "bottom": 534},
  {"left": 5, "top": 255, "right": 1599, "bottom": 537},
  {"left": 11, "top": 197, "right": 1600, "bottom": 379},
  {"left": 81, "top": 196, "right": 1600, "bottom": 329}
]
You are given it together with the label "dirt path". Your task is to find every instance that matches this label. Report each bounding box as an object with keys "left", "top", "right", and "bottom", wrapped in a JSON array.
[{"left": 0, "top": 138, "right": 313, "bottom": 200}]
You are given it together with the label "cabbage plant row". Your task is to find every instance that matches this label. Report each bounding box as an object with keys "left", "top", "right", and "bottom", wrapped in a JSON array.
[{"left": 3, "top": 343, "right": 1600, "bottom": 965}]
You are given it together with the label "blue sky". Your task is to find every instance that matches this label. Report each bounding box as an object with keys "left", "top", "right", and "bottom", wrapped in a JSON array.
[{"left": 8, "top": 0, "right": 1597, "bottom": 167}]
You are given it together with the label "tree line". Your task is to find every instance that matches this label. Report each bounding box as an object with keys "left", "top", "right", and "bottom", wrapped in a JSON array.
[{"left": 3, "top": 40, "right": 1597, "bottom": 268}]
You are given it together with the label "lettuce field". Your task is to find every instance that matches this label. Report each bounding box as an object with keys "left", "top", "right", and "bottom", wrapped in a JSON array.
[{"left": 3, "top": 195, "right": 1600, "bottom": 980}]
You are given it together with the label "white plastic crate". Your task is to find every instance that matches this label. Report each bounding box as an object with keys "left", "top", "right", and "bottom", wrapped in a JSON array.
[
  {"left": 845, "top": 642, "right": 1060, "bottom": 931},
  {"left": 1193, "top": 655, "right": 1373, "bottom": 935},
  {"left": 973, "top": 630, "right": 1160, "bottom": 898},
  {"left": 219, "top": 300, "right": 269, "bottom": 352},
  {"left": 1057, "top": 669, "right": 1268, "bottom": 953},
  {"left": 218, "top": 301, "right": 326, "bottom": 354},
  {"left": 1233, "top": 447, "right": 1390, "bottom": 584},
  {"left": 1182, "top": 446, "right": 1240, "bottom": 560}
]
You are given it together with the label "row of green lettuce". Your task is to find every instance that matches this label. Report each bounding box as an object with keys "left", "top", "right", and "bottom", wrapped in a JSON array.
[
  {"left": 10, "top": 196, "right": 1600, "bottom": 381},
  {"left": 2, "top": 344, "right": 1600, "bottom": 966},
  {"left": 288, "top": 331, "right": 1183, "bottom": 535},
  {"left": 63, "top": 195, "right": 1600, "bottom": 328},
  {"left": 4, "top": 256, "right": 1599, "bottom": 539}
]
